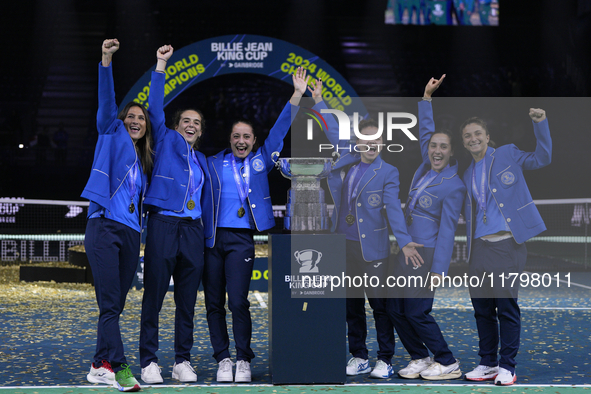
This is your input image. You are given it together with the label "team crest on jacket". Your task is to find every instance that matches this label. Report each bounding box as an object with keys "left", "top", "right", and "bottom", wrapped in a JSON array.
[
  {"left": 252, "top": 158, "right": 265, "bottom": 172},
  {"left": 419, "top": 195, "right": 432, "bottom": 208},
  {"left": 368, "top": 193, "right": 381, "bottom": 207},
  {"left": 501, "top": 171, "right": 515, "bottom": 185}
]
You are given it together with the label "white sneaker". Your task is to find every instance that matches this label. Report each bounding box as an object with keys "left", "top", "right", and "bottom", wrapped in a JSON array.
[
  {"left": 87, "top": 360, "right": 115, "bottom": 384},
  {"left": 398, "top": 357, "right": 433, "bottom": 379},
  {"left": 141, "top": 362, "right": 163, "bottom": 384},
  {"left": 172, "top": 360, "right": 197, "bottom": 382},
  {"left": 235, "top": 360, "right": 251, "bottom": 383},
  {"left": 420, "top": 360, "right": 462, "bottom": 380},
  {"left": 494, "top": 367, "right": 516, "bottom": 386},
  {"left": 346, "top": 357, "right": 371, "bottom": 376},
  {"left": 217, "top": 358, "right": 234, "bottom": 382},
  {"left": 370, "top": 360, "right": 393, "bottom": 378},
  {"left": 465, "top": 365, "right": 499, "bottom": 381}
]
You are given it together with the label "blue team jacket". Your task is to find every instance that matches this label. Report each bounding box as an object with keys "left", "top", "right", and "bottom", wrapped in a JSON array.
[
  {"left": 322, "top": 105, "right": 412, "bottom": 262},
  {"left": 144, "top": 71, "right": 215, "bottom": 246},
  {"left": 462, "top": 118, "right": 552, "bottom": 261},
  {"left": 207, "top": 100, "right": 298, "bottom": 245},
  {"left": 404, "top": 101, "right": 466, "bottom": 276},
  {"left": 81, "top": 63, "right": 148, "bottom": 226}
]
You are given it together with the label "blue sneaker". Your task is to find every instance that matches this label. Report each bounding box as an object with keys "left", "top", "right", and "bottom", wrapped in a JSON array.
[
  {"left": 370, "top": 360, "right": 393, "bottom": 378},
  {"left": 346, "top": 357, "right": 371, "bottom": 376}
]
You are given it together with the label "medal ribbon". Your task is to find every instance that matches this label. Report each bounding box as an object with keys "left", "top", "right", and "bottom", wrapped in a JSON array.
[
  {"left": 128, "top": 161, "right": 138, "bottom": 202},
  {"left": 471, "top": 159, "right": 487, "bottom": 218},
  {"left": 346, "top": 164, "right": 366, "bottom": 215},
  {"left": 231, "top": 155, "right": 250, "bottom": 207},
  {"left": 407, "top": 169, "right": 438, "bottom": 216},
  {"left": 188, "top": 149, "right": 204, "bottom": 199}
]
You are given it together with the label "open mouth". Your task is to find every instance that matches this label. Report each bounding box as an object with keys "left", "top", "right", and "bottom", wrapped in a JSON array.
[
  {"left": 185, "top": 128, "right": 195, "bottom": 136},
  {"left": 129, "top": 126, "right": 140, "bottom": 133},
  {"left": 236, "top": 146, "right": 247, "bottom": 154},
  {"left": 431, "top": 156, "right": 443, "bottom": 165}
]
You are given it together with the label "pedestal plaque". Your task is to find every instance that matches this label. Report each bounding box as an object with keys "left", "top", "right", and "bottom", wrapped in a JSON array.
[{"left": 268, "top": 233, "right": 346, "bottom": 384}]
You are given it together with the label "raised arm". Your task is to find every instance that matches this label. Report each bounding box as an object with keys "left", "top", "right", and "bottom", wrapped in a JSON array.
[
  {"left": 511, "top": 108, "right": 552, "bottom": 170},
  {"left": 289, "top": 67, "right": 310, "bottom": 106},
  {"left": 101, "top": 38, "right": 119, "bottom": 67},
  {"left": 308, "top": 77, "right": 323, "bottom": 105},
  {"left": 147, "top": 45, "right": 174, "bottom": 144},
  {"left": 259, "top": 67, "right": 308, "bottom": 163},
  {"left": 97, "top": 39, "right": 120, "bottom": 134},
  {"left": 418, "top": 74, "right": 445, "bottom": 162}
]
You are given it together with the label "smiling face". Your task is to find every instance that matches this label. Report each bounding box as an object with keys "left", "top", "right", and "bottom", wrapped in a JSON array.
[
  {"left": 356, "top": 126, "right": 383, "bottom": 164},
  {"left": 429, "top": 132, "right": 453, "bottom": 172},
  {"left": 462, "top": 123, "right": 489, "bottom": 160},
  {"left": 230, "top": 122, "right": 256, "bottom": 159},
  {"left": 174, "top": 110, "right": 202, "bottom": 147},
  {"left": 123, "top": 106, "right": 147, "bottom": 142}
]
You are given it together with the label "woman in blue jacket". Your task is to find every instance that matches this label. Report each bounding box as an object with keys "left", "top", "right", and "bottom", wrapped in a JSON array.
[
  {"left": 319, "top": 80, "right": 424, "bottom": 380},
  {"left": 203, "top": 67, "right": 310, "bottom": 384},
  {"left": 139, "top": 45, "right": 213, "bottom": 385},
  {"left": 387, "top": 75, "right": 465, "bottom": 381},
  {"left": 82, "top": 38, "right": 152, "bottom": 392},
  {"left": 461, "top": 105, "right": 551, "bottom": 385}
]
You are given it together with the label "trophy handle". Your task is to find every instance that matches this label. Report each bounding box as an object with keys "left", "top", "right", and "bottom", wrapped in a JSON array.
[
  {"left": 271, "top": 151, "right": 280, "bottom": 168},
  {"left": 331, "top": 151, "right": 340, "bottom": 166}
]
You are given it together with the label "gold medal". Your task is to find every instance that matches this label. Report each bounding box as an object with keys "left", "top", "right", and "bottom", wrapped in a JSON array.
[
  {"left": 238, "top": 207, "right": 246, "bottom": 218},
  {"left": 187, "top": 200, "right": 195, "bottom": 210},
  {"left": 345, "top": 214, "right": 355, "bottom": 225},
  {"left": 129, "top": 203, "right": 135, "bottom": 214}
]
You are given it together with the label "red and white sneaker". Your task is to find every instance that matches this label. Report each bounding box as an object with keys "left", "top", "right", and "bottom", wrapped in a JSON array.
[
  {"left": 87, "top": 360, "right": 115, "bottom": 384},
  {"left": 494, "top": 367, "right": 516, "bottom": 386}
]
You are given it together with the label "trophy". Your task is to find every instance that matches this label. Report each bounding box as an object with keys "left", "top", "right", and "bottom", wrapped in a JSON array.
[{"left": 272, "top": 152, "right": 338, "bottom": 232}]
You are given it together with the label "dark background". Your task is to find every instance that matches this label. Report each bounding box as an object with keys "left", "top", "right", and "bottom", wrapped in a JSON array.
[{"left": 0, "top": 0, "right": 590, "bottom": 202}]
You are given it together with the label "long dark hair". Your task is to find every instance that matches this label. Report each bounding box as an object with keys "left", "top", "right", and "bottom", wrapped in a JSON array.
[
  {"left": 172, "top": 108, "right": 205, "bottom": 149},
  {"left": 118, "top": 102, "right": 154, "bottom": 175}
]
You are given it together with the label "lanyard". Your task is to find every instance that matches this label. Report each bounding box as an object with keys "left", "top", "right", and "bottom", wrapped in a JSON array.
[
  {"left": 188, "top": 149, "right": 204, "bottom": 198},
  {"left": 128, "top": 162, "right": 138, "bottom": 200},
  {"left": 407, "top": 170, "right": 438, "bottom": 214},
  {"left": 231, "top": 155, "right": 250, "bottom": 205},
  {"left": 347, "top": 164, "right": 366, "bottom": 213},
  {"left": 471, "top": 159, "right": 487, "bottom": 222}
]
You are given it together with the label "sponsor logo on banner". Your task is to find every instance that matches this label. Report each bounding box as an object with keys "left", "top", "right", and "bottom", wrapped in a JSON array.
[{"left": 211, "top": 41, "right": 272, "bottom": 68}]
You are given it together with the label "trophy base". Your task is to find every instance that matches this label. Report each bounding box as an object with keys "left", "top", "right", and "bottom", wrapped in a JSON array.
[{"left": 284, "top": 216, "right": 330, "bottom": 232}]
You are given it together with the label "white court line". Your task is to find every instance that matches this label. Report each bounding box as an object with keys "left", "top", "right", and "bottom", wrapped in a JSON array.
[
  {"left": 521, "top": 307, "right": 591, "bottom": 310},
  {"left": 2, "top": 383, "right": 591, "bottom": 389},
  {"left": 253, "top": 291, "right": 267, "bottom": 308}
]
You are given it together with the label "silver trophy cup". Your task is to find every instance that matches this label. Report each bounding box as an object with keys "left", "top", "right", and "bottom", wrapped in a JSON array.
[{"left": 272, "top": 153, "right": 338, "bottom": 231}]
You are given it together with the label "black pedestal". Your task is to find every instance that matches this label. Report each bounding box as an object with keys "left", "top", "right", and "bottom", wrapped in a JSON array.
[{"left": 268, "top": 233, "right": 346, "bottom": 384}]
